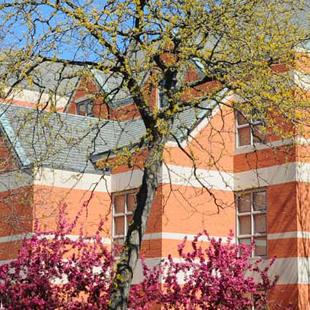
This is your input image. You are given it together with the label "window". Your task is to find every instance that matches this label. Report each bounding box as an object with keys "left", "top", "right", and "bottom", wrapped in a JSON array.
[
  {"left": 236, "top": 111, "right": 265, "bottom": 147},
  {"left": 112, "top": 191, "right": 137, "bottom": 244},
  {"left": 76, "top": 99, "right": 94, "bottom": 116},
  {"left": 157, "top": 80, "right": 168, "bottom": 109},
  {"left": 236, "top": 189, "right": 267, "bottom": 257}
]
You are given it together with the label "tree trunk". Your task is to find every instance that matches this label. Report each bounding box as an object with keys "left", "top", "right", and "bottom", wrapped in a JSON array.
[{"left": 108, "top": 135, "right": 167, "bottom": 310}]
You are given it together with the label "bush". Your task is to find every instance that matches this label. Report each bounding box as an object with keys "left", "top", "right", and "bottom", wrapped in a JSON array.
[{"left": 0, "top": 208, "right": 276, "bottom": 309}]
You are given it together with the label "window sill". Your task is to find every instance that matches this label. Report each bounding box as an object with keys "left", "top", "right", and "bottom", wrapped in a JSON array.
[
  {"left": 235, "top": 139, "right": 293, "bottom": 155},
  {"left": 235, "top": 143, "right": 268, "bottom": 155}
]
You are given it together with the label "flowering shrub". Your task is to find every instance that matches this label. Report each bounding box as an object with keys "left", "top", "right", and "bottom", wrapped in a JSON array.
[
  {"left": 0, "top": 208, "right": 276, "bottom": 309},
  {"left": 0, "top": 207, "right": 115, "bottom": 310},
  {"left": 132, "top": 232, "right": 277, "bottom": 310}
]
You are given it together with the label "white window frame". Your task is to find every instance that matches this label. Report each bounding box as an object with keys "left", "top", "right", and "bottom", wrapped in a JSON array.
[
  {"left": 236, "top": 189, "right": 267, "bottom": 258},
  {"left": 236, "top": 112, "right": 265, "bottom": 148},
  {"left": 112, "top": 190, "right": 136, "bottom": 242}
]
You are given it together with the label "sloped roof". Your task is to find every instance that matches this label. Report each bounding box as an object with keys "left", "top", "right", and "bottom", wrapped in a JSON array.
[
  {"left": 0, "top": 99, "right": 215, "bottom": 174},
  {"left": 1, "top": 60, "right": 136, "bottom": 108},
  {"left": 91, "top": 70, "right": 134, "bottom": 108},
  {"left": 0, "top": 105, "right": 145, "bottom": 173},
  {"left": 91, "top": 59, "right": 206, "bottom": 109},
  {"left": 91, "top": 67, "right": 153, "bottom": 109},
  {"left": 1, "top": 61, "right": 81, "bottom": 98}
]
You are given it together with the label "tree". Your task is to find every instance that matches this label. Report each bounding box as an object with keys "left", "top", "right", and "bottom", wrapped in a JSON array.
[
  {"left": 0, "top": 1, "right": 308, "bottom": 308},
  {"left": 0, "top": 206, "right": 277, "bottom": 310}
]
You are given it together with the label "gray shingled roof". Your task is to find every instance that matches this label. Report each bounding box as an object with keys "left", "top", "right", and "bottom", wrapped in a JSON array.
[
  {"left": 91, "top": 69, "right": 151, "bottom": 109},
  {"left": 0, "top": 105, "right": 145, "bottom": 173},
  {"left": 1, "top": 61, "right": 81, "bottom": 98},
  {"left": 2, "top": 60, "right": 144, "bottom": 109},
  {"left": 92, "top": 70, "right": 133, "bottom": 108},
  {"left": 2, "top": 59, "right": 219, "bottom": 110},
  {"left": 0, "top": 98, "right": 216, "bottom": 173},
  {"left": 91, "top": 60, "right": 206, "bottom": 109}
]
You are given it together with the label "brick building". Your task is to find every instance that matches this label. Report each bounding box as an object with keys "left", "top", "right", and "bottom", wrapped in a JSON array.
[{"left": 0, "top": 52, "right": 309, "bottom": 309}]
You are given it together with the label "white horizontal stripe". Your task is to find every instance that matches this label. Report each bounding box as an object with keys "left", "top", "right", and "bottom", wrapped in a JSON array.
[
  {"left": 41, "top": 234, "right": 112, "bottom": 245},
  {"left": 35, "top": 162, "right": 310, "bottom": 193},
  {"left": 234, "top": 162, "right": 296, "bottom": 190},
  {"left": 0, "top": 248, "right": 308, "bottom": 285},
  {"left": 0, "top": 259, "right": 12, "bottom": 265},
  {"left": 235, "top": 162, "right": 310, "bottom": 190},
  {"left": 34, "top": 167, "right": 112, "bottom": 193},
  {"left": 111, "top": 169, "right": 143, "bottom": 192},
  {"left": 295, "top": 136, "right": 310, "bottom": 145},
  {"left": 0, "top": 233, "right": 111, "bottom": 245},
  {"left": 132, "top": 257, "right": 310, "bottom": 285},
  {"left": 234, "top": 138, "right": 293, "bottom": 155},
  {"left": 296, "top": 162, "right": 310, "bottom": 183},
  {"left": 5, "top": 87, "right": 69, "bottom": 108},
  {"left": 235, "top": 136, "right": 310, "bottom": 155},
  {"left": 268, "top": 231, "right": 310, "bottom": 240},
  {"left": 143, "top": 232, "right": 230, "bottom": 243},
  {"left": 163, "top": 162, "right": 310, "bottom": 191},
  {"left": 0, "top": 233, "right": 32, "bottom": 243},
  {"left": 145, "top": 231, "right": 310, "bottom": 242},
  {"left": 270, "top": 257, "right": 310, "bottom": 285},
  {"left": 2, "top": 162, "right": 310, "bottom": 194},
  {"left": 34, "top": 168, "right": 143, "bottom": 193},
  {"left": 5, "top": 230, "right": 309, "bottom": 245},
  {"left": 0, "top": 256, "right": 309, "bottom": 286},
  {"left": 0, "top": 168, "right": 143, "bottom": 193},
  {"left": 293, "top": 71, "right": 310, "bottom": 91},
  {"left": 162, "top": 164, "right": 234, "bottom": 191}
]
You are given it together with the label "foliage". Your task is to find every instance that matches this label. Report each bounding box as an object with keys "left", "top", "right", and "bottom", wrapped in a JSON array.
[
  {"left": 0, "top": 0, "right": 307, "bottom": 128},
  {"left": 0, "top": 209, "right": 276, "bottom": 310},
  {"left": 0, "top": 1, "right": 308, "bottom": 308},
  {"left": 0, "top": 207, "right": 115, "bottom": 310},
  {"left": 132, "top": 232, "right": 276, "bottom": 310}
]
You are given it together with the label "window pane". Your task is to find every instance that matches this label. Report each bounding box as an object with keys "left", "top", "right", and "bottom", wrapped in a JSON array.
[
  {"left": 114, "top": 195, "right": 125, "bottom": 213},
  {"left": 127, "top": 193, "right": 136, "bottom": 212},
  {"left": 127, "top": 215, "right": 132, "bottom": 225},
  {"left": 238, "top": 193, "right": 251, "bottom": 213},
  {"left": 239, "top": 216, "right": 251, "bottom": 235},
  {"left": 238, "top": 127, "right": 251, "bottom": 146},
  {"left": 254, "top": 214, "right": 266, "bottom": 234},
  {"left": 253, "top": 125, "right": 265, "bottom": 144},
  {"left": 86, "top": 102, "right": 93, "bottom": 115},
  {"left": 238, "top": 238, "right": 251, "bottom": 246},
  {"left": 77, "top": 99, "right": 93, "bottom": 116},
  {"left": 79, "top": 104, "right": 86, "bottom": 113},
  {"left": 237, "top": 112, "right": 248, "bottom": 125},
  {"left": 253, "top": 191, "right": 266, "bottom": 211},
  {"left": 254, "top": 237, "right": 267, "bottom": 256},
  {"left": 114, "top": 216, "right": 125, "bottom": 235},
  {"left": 238, "top": 238, "right": 252, "bottom": 256}
]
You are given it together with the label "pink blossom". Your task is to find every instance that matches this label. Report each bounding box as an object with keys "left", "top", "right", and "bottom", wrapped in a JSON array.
[{"left": 0, "top": 206, "right": 277, "bottom": 309}]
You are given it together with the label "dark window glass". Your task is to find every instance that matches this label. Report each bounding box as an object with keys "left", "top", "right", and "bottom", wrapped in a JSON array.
[
  {"left": 77, "top": 99, "right": 93, "bottom": 116},
  {"left": 238, "top": 127, "right": 251, "bottom": 146}
]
